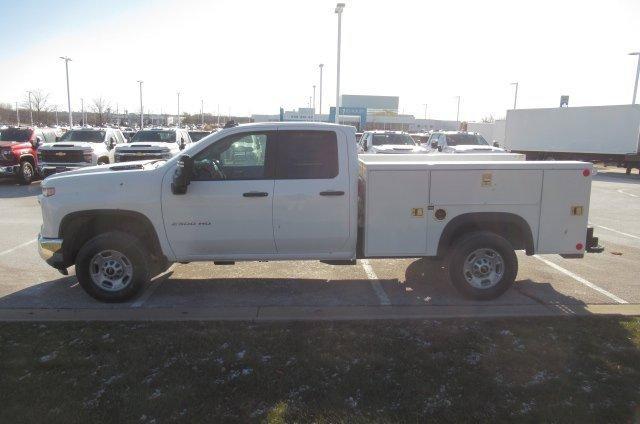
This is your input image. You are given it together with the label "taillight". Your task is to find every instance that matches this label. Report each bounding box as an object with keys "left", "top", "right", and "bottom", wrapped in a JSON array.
[
  {"left": 576, "top": 243, "right": 584, "bottom": 251},
  {"left": 582, "top": 169, "right": 590, "bottom": 177}
]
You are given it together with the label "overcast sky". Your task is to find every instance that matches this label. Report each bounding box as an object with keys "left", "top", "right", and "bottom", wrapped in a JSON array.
[{"left": 1, "top": 0, "right": 639, "bottom": 121}]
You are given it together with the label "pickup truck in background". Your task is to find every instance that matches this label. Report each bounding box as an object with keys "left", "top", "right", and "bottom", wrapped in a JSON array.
[
  {"left": 427, "top": 131, "right": 507, "bottom": 154},
  {"left": 358, "top": 130, "right": 429, "bottom": 154},
  {"left": 114, "top": 128, "right": 191, "bottom": 162},
  {"left": 38, "top": 127, "right": 126, "bottom": 177},
  {"left": 38, "top": 122, "right": 600, "bottom": 302},
  {"left": 0, "top": 126, "right": 59, "bottom": 184}
]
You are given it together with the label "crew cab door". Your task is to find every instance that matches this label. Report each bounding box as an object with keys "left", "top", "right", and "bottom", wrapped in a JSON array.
[
  {"left": 161, "top": 131, "right": 277, "bottom": 259},
  {"left": 272, "top": 129, "right": 351, "bottom": 255}
]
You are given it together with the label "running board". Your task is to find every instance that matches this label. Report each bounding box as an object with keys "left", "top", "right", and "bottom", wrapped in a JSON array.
[
  {"left": 214, "top": 261, "right": 235, "bottom": 265},
  {"left": 320, "top": 260, "right": 357, "bottom": 265}
]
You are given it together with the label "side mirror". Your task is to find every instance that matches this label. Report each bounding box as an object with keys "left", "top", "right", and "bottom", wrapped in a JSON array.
[
  {"left": 172, "top": 155, "right": 194, "bottom": 195},
  {"left": 179, "top": 141, "right": 185, "bottom": 150},
  {"left": 431, "top": 141, "right": 438, "bottom": 149},
  {"left": 362, "top": 144, "right": 368, "bottom": 151},
  {"left": 33, "top": 138, "right": 42, "bottom": 148},
  {"left": 438, "top": 146, "right": 443, "bottom": 152},
  {"left": 493, "top": 141, "right": 500, "bottom": 148}
]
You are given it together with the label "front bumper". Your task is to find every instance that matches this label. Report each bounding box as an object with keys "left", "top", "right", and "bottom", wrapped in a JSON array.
[
  {"left": 0, "top": 164, "right": 19, "bottom": 176},
  {"left": 38, "top": 233, "right": 65, "bottom": 268},
  {"left": 115, "top": 153, "right": 171, "bottom": 162},
  {"left": 39, "top": 163, "right": 89, "bottom": 177}
]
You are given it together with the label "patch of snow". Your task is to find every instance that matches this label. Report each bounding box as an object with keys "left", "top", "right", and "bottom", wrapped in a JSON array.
[
  {"left": 465, "top": 352, "right": 481, "bottom": 365},
  {"left": 236, "top": 350, "right": 246, "bottom": 360},
  {"left": 149, "top": 389, "right": 162, "bottom": 400},
  {"left": 39, "top": 351, "right": 58, "bottom": 363}
]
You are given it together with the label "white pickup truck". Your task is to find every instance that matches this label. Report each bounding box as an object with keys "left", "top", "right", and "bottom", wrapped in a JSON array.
[{"left": 38, "top": 122, "right": 601, "bottom": 302}]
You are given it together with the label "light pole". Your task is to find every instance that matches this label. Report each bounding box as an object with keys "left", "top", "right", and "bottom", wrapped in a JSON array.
[
  {"left": 15, "top": 101, "right": 19, "bottom": 126},
  {"left": 319, "top": 63, "right": 324, "bottom": 117},
  {"left": 177, "top": 91, "right": 181, "bottom": 127},
  {"left": 511, "top": 82, "right": 519, "bottom": 109},
  {"left": 27, "top": 91, "right": 33, "bottom": 125},
  {"left": 55, "top": 106, "right": 58, "bottom": 126},
  {"left": 455, "top": 96, "right": 461, "bottom": 122},
  {"left": 334, "top": 3, "right": 345, "bottom": 123},
  {"left": 422, "top": 103, "right": 428, "bottom": 120},
  {"left": 137, "top": 80, "right": 143, "bottom": 128},
  {"left": 80, "top": 98, "right": 84, "bottom": 126},
  {"left": 629, "top": 52, "right": 640, "bottom": 105},
  {"left": 312, "top": 85, "right": 316, "bottom": 119},
  {"left": 201, "top": 98, "right": 204, "bottom": 126},
  {"left": 59, "top": 56, "right": 72, "bottom": 127}
]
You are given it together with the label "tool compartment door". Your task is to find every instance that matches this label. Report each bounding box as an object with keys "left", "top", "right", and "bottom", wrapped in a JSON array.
[
  {"left": 538, "top": 169, "right": 591, "bottom": 254},
  {"left": 365, "top": 170, "right": 429, "bottom": 256}
]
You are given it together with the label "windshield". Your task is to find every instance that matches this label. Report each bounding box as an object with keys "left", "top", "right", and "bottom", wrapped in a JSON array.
[
  {"left": 131, "top": 130, "right": 176, "bottom": 143},
  {"left": 0, "top": 128, "right": 32, "bottom": 142},
  {"left": 371, "top": 133, "right": 416, "bottom": 146},
  {"left": 58, "top": 130, "right": 106, "bottom": 143},
  {"left": 189, "top": 132, "right": 209, "bottom": 142},
  {"left": 446, "top": 133, "right": 489, "bottom": 146}
]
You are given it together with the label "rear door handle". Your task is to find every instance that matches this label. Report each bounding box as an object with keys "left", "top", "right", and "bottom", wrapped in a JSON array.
[
  {"left": 243, "top": 191, "right": 269, "bottom": 197},
  {"left": 319, "top": 190, "right": 345, "bottom": 196}
]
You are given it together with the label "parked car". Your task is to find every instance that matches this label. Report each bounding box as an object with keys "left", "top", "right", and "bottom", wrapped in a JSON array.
[
  {"left": 188, "top": 130, "right": 211, "bottom": 142},
  {"left": 427, "top": 131, "right": 506, "bottom": 154},
  {"left": 37, "top": 122, "right": 599, "bottom": 302},
  {"left": 37, "top": 127, "right": 126, "bottom": 177},
  {"left": 114, "top": 128, "right": 192, "bottom": 162},
  {"left": 358, "top": 130, "right": 429, "bottom": 154},
  {"left": 0, "top": 126, "right": 59, "bottom": 184},
  {"left": 122, "top": 128, "right": 137, "bottom": 142}
]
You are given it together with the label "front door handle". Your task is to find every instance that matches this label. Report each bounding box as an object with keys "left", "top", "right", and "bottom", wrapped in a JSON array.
[
  {"left": 319, "top": 190, "right": 345, "bottom": 196},
  {"left": 243, "top": 191, "right": 269, "bottom": 197}
]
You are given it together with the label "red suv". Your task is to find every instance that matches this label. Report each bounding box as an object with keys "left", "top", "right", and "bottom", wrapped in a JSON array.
[{"left": 0, "top": 127, "right": 58, "bottom": 184}]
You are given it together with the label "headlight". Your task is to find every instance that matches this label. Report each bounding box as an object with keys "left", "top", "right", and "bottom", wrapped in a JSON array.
[
  {"left": 42, "top": 187, "right": 55, "bottom": 197},
  {"left": 83, "top": 152, "right": 92, "bottom": 163}
]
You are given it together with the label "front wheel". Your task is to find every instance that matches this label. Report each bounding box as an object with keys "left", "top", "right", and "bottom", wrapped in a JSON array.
[
  {"left": 18, "top": 161, "right": 35, "bottom": 185},
  {"left": 447, "top": 232, "right": 518, "bottom": 300},
  {"left": 75, "top": 232, "right": 150, "bottom": 302}
]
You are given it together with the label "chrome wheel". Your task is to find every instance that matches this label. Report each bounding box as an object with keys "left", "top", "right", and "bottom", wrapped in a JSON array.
[
  {"left": 89, "top": 250, "right": 133, "bottom": 292},
  {"left": 462, "top": 248, "right": 505, "bottom": 289}
]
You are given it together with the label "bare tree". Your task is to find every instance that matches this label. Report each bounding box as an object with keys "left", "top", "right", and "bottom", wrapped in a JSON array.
[
  {"left": 92, "top": 96, "right": 111, "bottom": 125},
  {"left": 481, "top": 114, "right": 495, "bottom": 123},
  {"left": 24, "top": 89, "right": 50, "bottom": 124}
]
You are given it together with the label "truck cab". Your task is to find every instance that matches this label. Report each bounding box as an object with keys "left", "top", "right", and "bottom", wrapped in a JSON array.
[
  {"left": 358, "top": 130, "right": 428, "bottom": 154},
  {"left": 114, "top": 128, "right": 191, "bottom": 162},
  {"left": 428, "top": 131, "right": 506, "bottom": 154},
  {"left": 0, "top": 126, "right": 58, "bottom": 184},
  {"left": 38, "top": 127, "right": 126, "bottom": 177}
]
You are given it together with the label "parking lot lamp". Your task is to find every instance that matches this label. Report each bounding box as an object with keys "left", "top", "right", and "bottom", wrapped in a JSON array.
[
  {"left": 137, "top": 80, "right": 144, "bottom": 128},
  {"left": 313, "top": 85, "right": 316, "bottom": 119},
  {"left": 177, "top": 92, "right": 181, "bottom": 128},
  {"left": 319, "top": 64, "right": 324, "bottom": 117},
  {"left": 511, "top": 82, "right": 519, "bottom": 109},
  {"left": 335, "top": 3, "right": 345, "bottom": 123},
  {"left": 59, "top": 56, "right": 72, "bottom": 127},
  {"left": 27, "top": 91, "right": 33, "bottom": 125},
  {"left": 81, "top": 98, "right": 84, "bottom": 126},
  {"left": 630, "top": 52, "right": 640, "bottom": 105},
  {"left": 455, "top": 96, "right": 461, "bottom": 122},
  {"left": 201, "top": 98, "right": 204, "bottom": 126},
  {"left": 16, "top": 101, "right": 19, "bottom": 126}
]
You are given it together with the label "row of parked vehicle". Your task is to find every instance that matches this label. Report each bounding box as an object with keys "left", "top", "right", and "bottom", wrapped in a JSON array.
[
  {"left": 0, "top": 125, "right": 215, "bottom": 184},
  {"left": 356, "top": 130, "right": 506, "bottom": 155}
]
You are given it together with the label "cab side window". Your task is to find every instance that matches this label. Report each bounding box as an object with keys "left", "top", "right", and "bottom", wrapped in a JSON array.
[
  {"left": 192, "top": 132, "right": 272, "bottom": 181},
  {"left": 276, "top": 131, "right": 338, "bottom": 179}
]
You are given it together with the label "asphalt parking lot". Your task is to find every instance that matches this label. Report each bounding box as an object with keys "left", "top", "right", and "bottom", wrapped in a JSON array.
[{"left": 1, "top": 167, "right": 639, "bottom": 321}]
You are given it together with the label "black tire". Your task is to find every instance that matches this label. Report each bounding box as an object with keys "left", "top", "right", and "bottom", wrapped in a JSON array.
[
  {"left": 97, "top": 158, "right": 109, "bottom": 166},
  {"left": 75, "top": 231, "right": 150, "bottom": 302},
  {"left": 18, "top": 161, "right": 34, "bottom": 185},
  {"left": 446, "top": 231, "right": 518, "bottom": 300}
]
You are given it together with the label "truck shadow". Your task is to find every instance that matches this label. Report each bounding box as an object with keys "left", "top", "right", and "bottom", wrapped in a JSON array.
[
  {"left": 0, "top": 179, "right": 41, "bottom": 198},
  {"left": 593, "top": 170, "right": 640, "bottom": 184},
  {"left": 0, "top": 258, "right": 592, "bottom": 314}
]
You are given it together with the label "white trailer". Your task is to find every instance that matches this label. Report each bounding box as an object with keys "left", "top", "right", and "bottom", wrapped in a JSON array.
[{"left": 504, "top": 105, "right": 640, "bottom": 173}]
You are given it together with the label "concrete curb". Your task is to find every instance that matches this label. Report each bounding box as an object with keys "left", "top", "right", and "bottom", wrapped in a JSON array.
[{"left": 0, "top": 303, "right": 639, "bottom": 322}]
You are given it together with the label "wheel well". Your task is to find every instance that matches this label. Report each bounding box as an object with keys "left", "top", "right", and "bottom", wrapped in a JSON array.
[
  {"left": 437, "top": 212, "right": 534, "bottom": 257},
  {"left": 98, "top": 156, "right": 110, "bottom": 164},
  {"left": 20, "top": 155, "right": 35, "bottom": 166},
  {"left": 59, "top": 210, "right": 165, "bottom": 267}
]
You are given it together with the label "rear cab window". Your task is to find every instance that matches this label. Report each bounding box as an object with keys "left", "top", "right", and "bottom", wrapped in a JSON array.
[{"left": 276, "top": 131, "right": 338, "bottom": 179}]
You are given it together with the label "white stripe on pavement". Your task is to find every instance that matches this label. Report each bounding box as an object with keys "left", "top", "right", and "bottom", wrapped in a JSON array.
[
  {"left": 360, "top": 259, "right": 391, "bottom": 306},
  {"left": 594, "top": 224, "right": 640, "bottom": 241},
  {"left": 0, "top": 239, "right": 36, "bottom": 257},
  {"left": 534, "top": 255, "right": 628, "bottom": 304},
  {"left": 617, "top": 189, "right": 639, "bottom": 198}
]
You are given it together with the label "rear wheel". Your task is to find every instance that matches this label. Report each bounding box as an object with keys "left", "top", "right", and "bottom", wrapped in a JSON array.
[
  {"left": 447, "top": 231, "right": 518, "bottom": 300},
  {"left": 18, "top": 161, "right": 34, "bottom": 185},
  {"left": 75, "top": 232, "right": 150, "bottom": 302}
]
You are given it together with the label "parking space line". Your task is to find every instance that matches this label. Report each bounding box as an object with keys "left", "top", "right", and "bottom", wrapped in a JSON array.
[
  {"left": 594, "top": 224, "right": 640, "bottom": 241},
  {"left": 0, "top": 239, "right": 36, "bottom": 257},
  {"left": 617, "top": 189, "right": 639, "bottom": 198},
  {"left": 130, "top": 264, "right": 177, "bottom": 308},
  {"left": 359, "top": 259, "right": 391, "bottom": 306},
  {"left": 533, "top": 255, "right": 628, "bottom": 304}
]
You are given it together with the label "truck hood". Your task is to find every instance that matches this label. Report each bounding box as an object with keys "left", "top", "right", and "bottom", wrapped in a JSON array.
[
  {"left": 372, "top": 144, "right": 428, "bottom": 154},
  {"left": 39, "top": 142, "right": 95, "bottom": 151},
  {"left": 0, "top": 141, "right": 30, "bottom": 148},
  {"left": 42, "top": 160, "right": 159, "bottom": 181},
  {"left": 117, "top": 142, "right": 173, "bottom": 151},
  {"left": 446, "top": 145, "right": 506, "bottom": 153}
]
